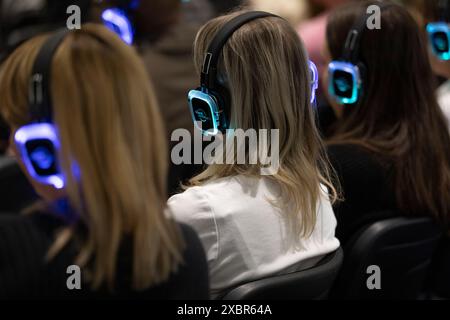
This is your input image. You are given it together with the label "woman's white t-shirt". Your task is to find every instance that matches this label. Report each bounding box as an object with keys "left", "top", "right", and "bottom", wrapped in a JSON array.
[
  {"left": 437, "top": 80, "right": 450, "bottom": 133},
  {"left": 168, "top": 175, "right": 339, "bottom": 298}
]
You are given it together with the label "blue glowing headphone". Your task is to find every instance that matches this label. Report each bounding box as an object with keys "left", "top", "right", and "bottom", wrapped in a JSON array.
[
  {"left": 426, "top": 0, "right": 450, "bottom": 61},
  {"left": 327, "top": 8, "right": 370, "bottom": 106},
  {"left": 188, "top": 11, "right": 319, "bottom": 136},
  {"left": 100, "top": 0, "right": 137, "bottom": 45},
  {"left": 14, "top": 30, "right": 70, "bottom": 189}
]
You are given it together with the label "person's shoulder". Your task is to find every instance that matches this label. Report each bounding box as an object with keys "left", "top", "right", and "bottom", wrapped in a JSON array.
[
  {"left": 168, "top": 177, "right": 238, "bottom": 209},
  {"left": 168, "top": 185, "right": 210, "bottom": 218},
  {"left": 168, "top": 184, "right": 220, "bottom": 234}
]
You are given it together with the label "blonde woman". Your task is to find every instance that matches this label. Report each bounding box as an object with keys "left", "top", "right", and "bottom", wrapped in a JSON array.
[
  {"left": 169, "top": 11, "right": 340, "bottom": 297},
  {"left": 0, "top": 24, "right": 208, "bottom": 299}
]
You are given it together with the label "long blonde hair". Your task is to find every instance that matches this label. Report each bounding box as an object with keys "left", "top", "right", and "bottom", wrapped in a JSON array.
[
  {"left": 190, "top": 11, "right": 339, "bottom": 239},
  {"left": 0, "top": 24, "right": 183, "bottom": 290}
]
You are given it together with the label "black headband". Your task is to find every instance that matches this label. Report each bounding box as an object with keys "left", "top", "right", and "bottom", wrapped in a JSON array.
[
  {"left": 342, "top": 11, "right": 369, "bottom": 63},
  {"left": 200, "top": 11, "right": 278, "bottom": 89},
  {"left": 342, "top": 1, "right": 394, "bottom": 63},
  {"left": 29, "top": 29, "right": 69, "bottom": 122}
]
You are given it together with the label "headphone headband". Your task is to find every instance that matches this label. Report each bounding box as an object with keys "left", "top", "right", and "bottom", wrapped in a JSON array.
[
  {"left": 200, "top": 11, "right": 278, "bottom": 89},
  {"left": 342, "top": 11, "right": 369, "bottom": 63},
  {"left": 29, "top": 29, "right": 69, "bottom": 122},
  {"left": 342, "top": 1, "right": 394, "bottom": 63}
]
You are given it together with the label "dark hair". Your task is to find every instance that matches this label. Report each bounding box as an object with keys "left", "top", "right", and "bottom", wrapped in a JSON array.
[
  {"left": 326, "top": 0, "right": 450, "bottom": 225},
  {"left": 422, "top": 0, "right": 450, "bottom": 23}
]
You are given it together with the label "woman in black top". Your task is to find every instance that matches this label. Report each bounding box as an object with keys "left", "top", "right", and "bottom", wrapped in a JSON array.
[
  {"left": 0, "top": 211, "right": 208, "bottom": 299},
  {"left": 0, "top": 25, "right": 209, "bottom": 299},
  {"left": 322, "top": 1, "right": 450, "bottom": 243}
]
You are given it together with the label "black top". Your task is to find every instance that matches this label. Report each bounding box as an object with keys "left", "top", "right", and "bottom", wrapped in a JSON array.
[
  {"left": 327, "top": 144, "right": 398, "bottom": 245},
  {"left": 0, "top": 212, "right": 209, "bottom": 299},
  {"left": 0, "top": 158, "right": 37, "bottom": 212},
  {"left": 315, "top": 104, "right": 337, "bottom": 138}
]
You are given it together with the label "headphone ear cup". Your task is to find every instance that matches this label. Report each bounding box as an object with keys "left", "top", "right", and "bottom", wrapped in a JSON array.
[
  {"left": 101, "top": 8, "right": 134, "bottom": 45},
  {"left": 188, "top": 89, "right": 220, "bottom": 135},
  {"left": 14, "top": 123, "right": 64, "bottom": 189}
]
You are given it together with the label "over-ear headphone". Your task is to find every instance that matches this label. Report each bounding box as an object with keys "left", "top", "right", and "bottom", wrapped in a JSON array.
[
  {"left": 188, "top": 11, "right": 319, "bottom": 136},
  {"left": 14, "top": 30, "right": 70, "bottom": 189},
  {"left": 327, "top": 8, "right": 369, "bottom": 105},
  {"left": 100, "top": 0, "right": 138, "bottom": 45},
  {"left": 327, "top": 2, "right": 395, "bottom": 105},
  {"left": 427, "top": 0, "right": 450, "bottom": 61}
]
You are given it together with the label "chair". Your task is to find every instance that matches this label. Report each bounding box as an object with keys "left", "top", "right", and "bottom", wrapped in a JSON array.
[
  {"left": 0, "top": 156, "right": 36, "bottom": 212},
  {"left": 331, "top": 216, "right": 443, "bottom": 299},
  {"left": 428, "top": 236, "right": 450, "bottom": 299},
  {"left": 221, "top": 248, "right": 343, "bottom": 300}
]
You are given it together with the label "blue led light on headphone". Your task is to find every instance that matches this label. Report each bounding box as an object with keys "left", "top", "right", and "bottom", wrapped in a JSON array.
[
  {"left": 309, "top": 60, "right": 319, "bottom": 104},
  {"left": 427, "top": 22, "right": 450, "bottom": 61},
  {"left": 427, "top": 0, "right": 450, "bottom": 61},
  {"left": 15, "top": 123, "right": 64, "bottom": 189},
  {"left": 102, "top": 7, "right": 134, "bottom": 45},
  {"left": 188, "top": 90, "right": 221, "bottom": 136},
  {"left": 328, "top": 61, "right": 361, "bottom": 105}
]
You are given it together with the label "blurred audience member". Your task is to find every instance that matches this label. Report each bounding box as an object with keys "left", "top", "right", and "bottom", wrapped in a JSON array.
[
  {"left": 90, "top": 0, "right": 181, "bottom": 44},
  {"left": 1, "top": 0, "right": 181, "bottom": 60},
  {"left": 0, "top": 25, "right": 209, "bottom": 298},
  {"left": 0, "top": 0, "right": 90, "bottom": 61},
  {"left": 1, "top": 0, "right": 187, "bottom": 194},
  {"left": 324, "top": 1, "right": 450, "bottom": 244}
]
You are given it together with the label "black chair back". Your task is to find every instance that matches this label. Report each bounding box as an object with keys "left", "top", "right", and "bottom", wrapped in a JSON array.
[
  {"left": 429, "top": 236, "right": 450, "bottom": 299},
  {"left": 222, "top": 248, "right": 343, "bottom": 300},
  {"left": 332, "top": 216, "right": 442, "bottom": 299}
]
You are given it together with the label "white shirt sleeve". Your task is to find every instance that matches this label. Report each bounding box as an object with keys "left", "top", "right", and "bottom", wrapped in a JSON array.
[{"left": 168, "top": 187, "right": 219, "bottom": 264}]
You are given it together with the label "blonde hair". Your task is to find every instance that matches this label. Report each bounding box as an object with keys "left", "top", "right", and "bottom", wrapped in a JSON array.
[
  {"left": 0, "top": 24, "right": 183, "bottom": 290},
  {"left": 190, "top": 11, "right": 339, "bottom": 240}
]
